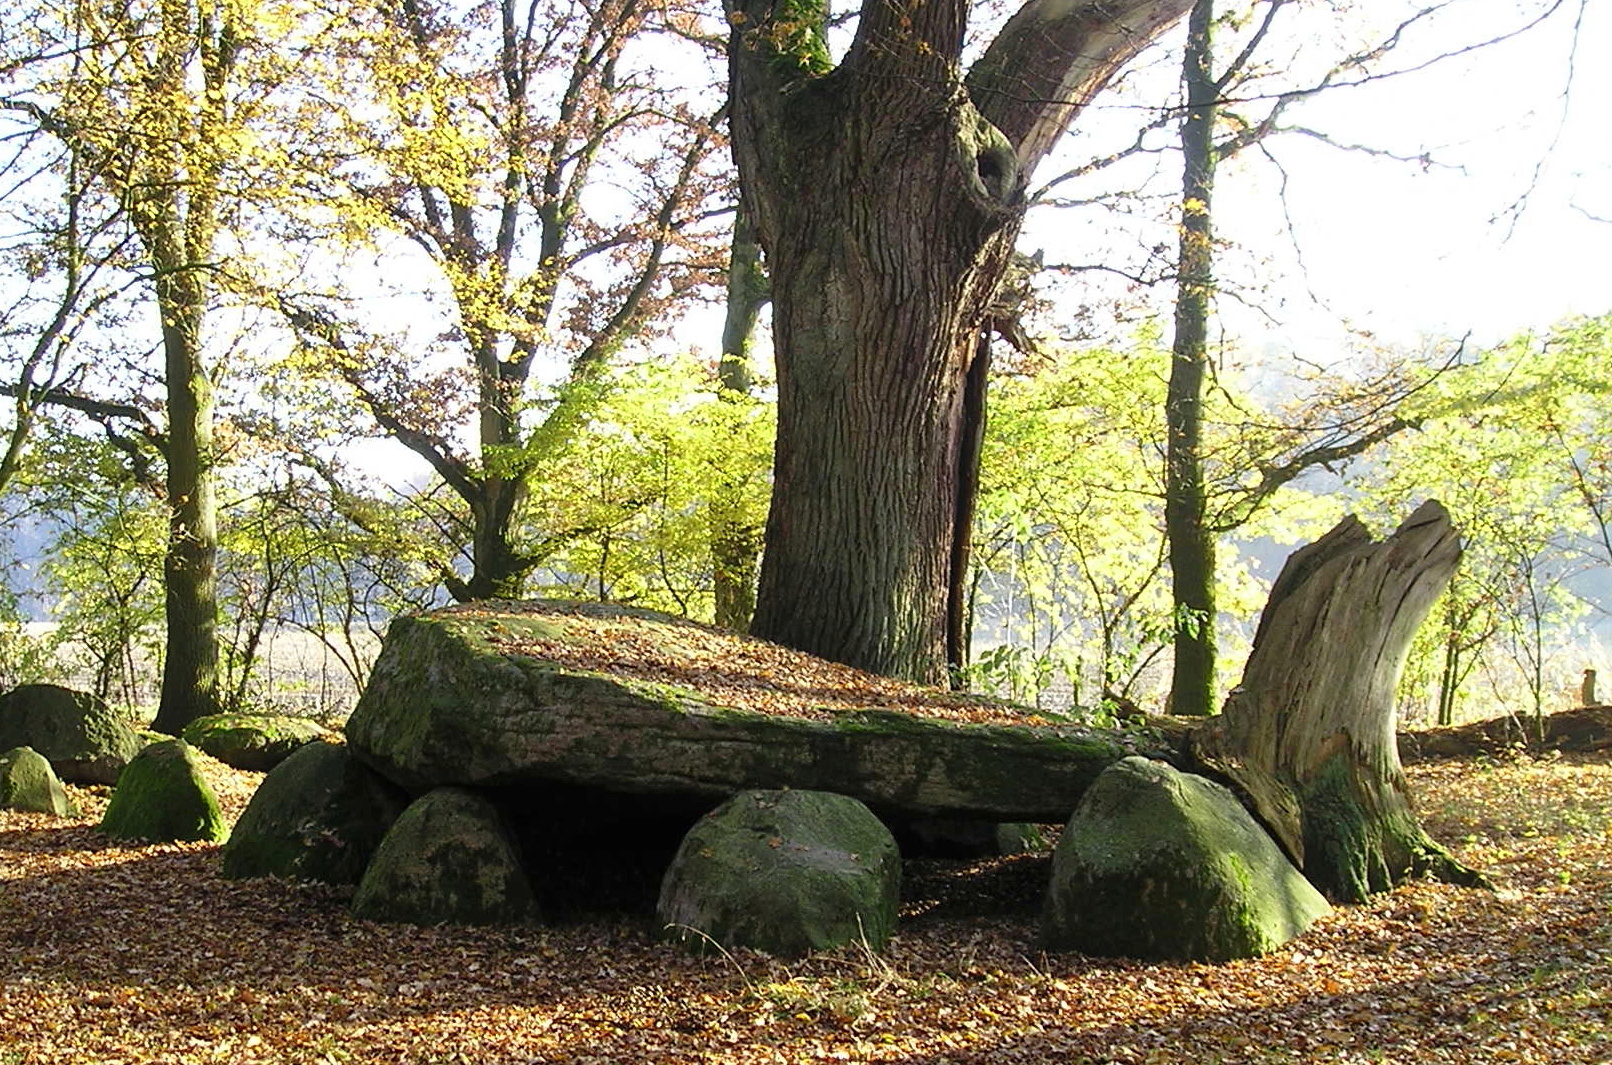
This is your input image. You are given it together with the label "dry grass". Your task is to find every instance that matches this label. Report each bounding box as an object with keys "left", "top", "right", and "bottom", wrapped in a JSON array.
[{"left": 2, "top": 751, "right": 1610, "bottom": 1064}]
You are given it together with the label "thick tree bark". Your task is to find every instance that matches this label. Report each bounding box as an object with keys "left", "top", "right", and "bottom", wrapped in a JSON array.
[
  {"left": 1164, "top": 0, "right": 1218, "bottom": 717},
  {"left": 732, "top": 0, "right": 1190, "bottom": 683},
  {"left": 463, "top": 488, "right": 530, "bottom": 600},
  {"left": 1192, "top": 501, "right": 1487, "bottom": 902}
]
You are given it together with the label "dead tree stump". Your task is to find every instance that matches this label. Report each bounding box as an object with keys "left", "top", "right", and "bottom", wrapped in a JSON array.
[{"left": 1192, "top": 500, "right": 1488, "bottom": 902}]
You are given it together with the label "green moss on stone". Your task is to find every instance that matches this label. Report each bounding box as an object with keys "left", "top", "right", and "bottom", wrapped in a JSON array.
[
  {"left": 182, "top": 713, "right": 337, "bottom": 772},
  {"left": 0, "top": 746, "right": 77, "bottom": 816},
  {"left": 1043, "top": 757, "right": 1329, "bottom": 963},
  {"left": 222, "top": 741, "right": 408, "bottom": 884},
  {"left": 351, "top": 787, "right": 536, "bottom": 926},
  {"left": 0, "top": 684, "right": 141, "bottom": 785},
  {"left": 99, "top": 740, "right": 228, "bottom": 843},
  {"left": 659, "top": 789, "right": 901, "bottom": 957}
]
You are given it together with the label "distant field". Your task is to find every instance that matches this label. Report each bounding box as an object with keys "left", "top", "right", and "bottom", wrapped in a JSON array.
[{"left": 18, "top": 621, "right": 383, "bottom": 723}]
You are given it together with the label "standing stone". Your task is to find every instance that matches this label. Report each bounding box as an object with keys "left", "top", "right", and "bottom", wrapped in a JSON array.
[
  {"left": 99, "top": 739, "right": 228, "bottom": 843},
  {"left": 0, "top": 746, "right": 77, "bottom": 816},
  {"left": 0, "top": 684, "right": 141, "bottom": 785},
  {"left": 1042, "top": 757, "right": 1330, "bottom": 963},
  {"left": 658, "top": 789, "right": 901, "bottom": 957},
  {"left": 222, "top": 741, "right": 407, "bottom": 884},
  {"left": 352, "top": 787, "right": 536, "bottom": 926}
]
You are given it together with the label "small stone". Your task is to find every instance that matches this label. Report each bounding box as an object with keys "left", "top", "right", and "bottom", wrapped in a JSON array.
[
  {"left": 352, "top": 788, "right": 536, "bottom": 926},
  {"left": 99, "top": 739, "right": 228, "bottom": 843},
  {"left": 0, "top": 746, "right": 77, "bottom": 816},
  {"left": 182, "top": 712, "right": 339, "bottom": 771}
]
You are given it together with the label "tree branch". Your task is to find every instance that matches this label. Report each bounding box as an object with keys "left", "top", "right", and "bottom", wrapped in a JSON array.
[{"left": 968, "top": 0, "right": 1192, "bottom": 171}]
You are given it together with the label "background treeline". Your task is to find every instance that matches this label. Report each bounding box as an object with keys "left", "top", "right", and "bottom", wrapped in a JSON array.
[{"left": 1, "top": 0, "right": 1604, "bottom": 729}]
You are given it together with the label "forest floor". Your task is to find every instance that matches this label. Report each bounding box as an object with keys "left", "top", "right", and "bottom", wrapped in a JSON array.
[{"left": 2, "top": 750, "right": 1610, "bottom": 1065}]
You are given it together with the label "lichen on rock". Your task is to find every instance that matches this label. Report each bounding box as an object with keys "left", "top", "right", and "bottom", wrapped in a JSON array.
[
  {"left": 182, "top": 712, "right": 338, "bottom": 772},
  {"left": 0, "top": 745, "right": 77, "bottom": 816},
  {"left": 222, "top": 741, "right": 407, "bottom": 884},
  {"left": 351, "top": 787, "right": 536, "bottom": 926},
  {"left": 0, "top": 684, "right": 141, "bottom": 785}
]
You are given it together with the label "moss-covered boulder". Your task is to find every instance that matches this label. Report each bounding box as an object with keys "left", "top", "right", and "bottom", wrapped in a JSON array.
[
  {"left": 0, "top": 684, "right": 141, "bottom": 785},
  {"left": 222, "top": 741, "right": 408, "bottom": 884},
  {"left": 351, "top": 787, "right": 535, "bottom": 925},
  {"left": 0, "top": 746, "right": 77, "bottom": 816},
  {"left": 98, "top": 740, "right": 228, "bottom": 843},
  {"left": 1041, "top": 757, "right": 1330, "bottom": 963},
  {"left": 658, "top": 789, "right": 901, "bottom": 957},
  {"left": 182, "top": 712, "right": 338, "bottom": 772}
]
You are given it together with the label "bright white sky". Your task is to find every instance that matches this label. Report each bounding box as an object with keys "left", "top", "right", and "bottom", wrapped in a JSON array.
[
  {"left": 1021, "top": 0, "right": 1610, "bottom": 355},
  {"left": 1247, "top": 0, "right": 1608, "bottom": 348}
]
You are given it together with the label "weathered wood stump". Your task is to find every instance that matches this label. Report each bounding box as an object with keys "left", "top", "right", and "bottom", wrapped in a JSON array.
[{"left": 1193, "top": 500, "right": 1487, "bottom": 902}]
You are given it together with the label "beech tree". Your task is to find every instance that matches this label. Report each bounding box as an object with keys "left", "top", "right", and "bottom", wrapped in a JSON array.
[
  {"left": 0, "top": 0, "right": 319, "bottom": 731},
  {"left": 282, "top": 0, "right": 728, "bottom": 602},
  {"left": 730, "top": 0, "right": 1193, "bottom": 683}
]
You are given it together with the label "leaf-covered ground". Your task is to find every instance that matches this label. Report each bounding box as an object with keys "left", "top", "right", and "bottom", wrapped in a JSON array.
[
  {"left": 3, "top": 752, "right": 1610, "bottom": 1064},
  {"left": 454, "top": 601, "right": 1044, "bottom": 726}
]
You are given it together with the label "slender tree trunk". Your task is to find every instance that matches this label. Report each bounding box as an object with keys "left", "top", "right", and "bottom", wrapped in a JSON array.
[
  {"left": 1437, "top": 626, "right": 1460, "bottom": 726},
  {"left": 1165, "top": 0, "right": 1218, "bottom": 717},
  {"left": 464, "top": 480, "right": 529, "bottom": 600},
  {"left": 152, "top": 279, "right": 221, "bottom": 734},
  {"left": 1192, "top": 501, "right": 1487, "bottom": 902},
  {"left": 712, "top": 209, "right": 767, "bottom": 631},
  {"left": 946, "top": 330, "right": 992, "bottom": 682}
]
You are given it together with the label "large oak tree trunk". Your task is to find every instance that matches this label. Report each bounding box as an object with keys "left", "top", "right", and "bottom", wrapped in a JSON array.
[
  {"left": 731, "top": 0, "right": 1190, "bottom": 683},
  {"left": 1192, "top": 500, "right": 1487, "bottom": 902}
]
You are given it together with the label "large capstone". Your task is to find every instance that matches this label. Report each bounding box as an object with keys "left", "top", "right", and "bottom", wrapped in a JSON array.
[
  {"left": 1041, "top": 756, "right": 1330, "bottom": 963},
  {"left": 343, "top": 603, "right": 1156, "bottom": 825},
  {"left": 182, "top": 712, "right": 339, "bottom": 772},
  {"left": 0, "top": 745, "right": 77, "bottom": 816},
  {"left": 99, "top": 739, "right": 228, "bottom": 843},
  {"left": 222, "top": 741, "right": 407, "bottom": 884},
  {"left": 658, "top": 789, "right": 901, "bottom": 957},
  {"left": 0, "top": 684, "right": 141, "bottom": 785},
  {"left": 352, "top": 787, "right": 536, "bottom": 926}
]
